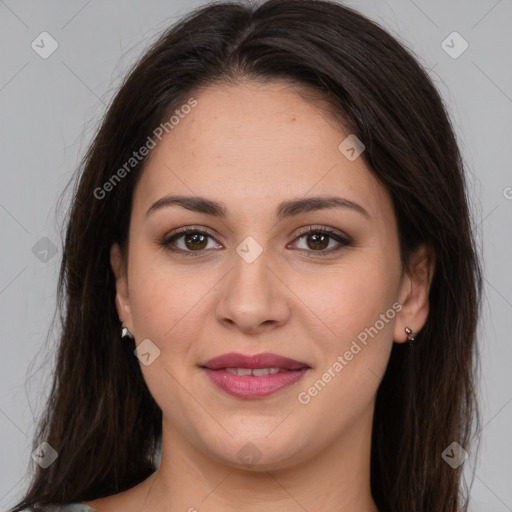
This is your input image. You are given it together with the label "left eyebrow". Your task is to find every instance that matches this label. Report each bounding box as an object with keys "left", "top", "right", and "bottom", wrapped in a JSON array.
[
  {"left": 145, "top": 194, "right": 370, "bottom": 220},
  {"left": 276, "top": 196, "right": 370, "bottom": 220}
]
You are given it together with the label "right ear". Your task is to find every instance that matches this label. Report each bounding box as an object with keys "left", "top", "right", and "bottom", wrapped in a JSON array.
[{"left": 110, "top": 243, "right": 132, "bottom": 330}]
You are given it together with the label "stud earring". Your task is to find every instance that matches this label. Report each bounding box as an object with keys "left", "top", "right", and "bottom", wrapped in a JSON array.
[
  {"left": 405, "top": 327, "right": 416, "bottom": 342},
  {"left": 121, "top": 325, "right": 134, "bottom": 340}
]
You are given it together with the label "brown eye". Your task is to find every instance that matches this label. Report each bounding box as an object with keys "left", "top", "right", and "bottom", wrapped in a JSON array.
[
  {"left": 161, "top": 225, "right": 351, "bottom": 257},
  {"left": 305, "top": 232, "right": 330, "bottom": 251},
  {"left": 183, "top": 232, "right": 208, "bottom": 250},
  {"left": 291, "top": 227, "right": 351, "bottom": 256},
  {"left": 162, "top": 228, "right": 221, "bottom": 254}
]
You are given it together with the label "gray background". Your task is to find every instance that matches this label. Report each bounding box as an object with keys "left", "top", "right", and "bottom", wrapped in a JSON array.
[{"left": 0, "top": 0, "right": 511, "bottom": 510}]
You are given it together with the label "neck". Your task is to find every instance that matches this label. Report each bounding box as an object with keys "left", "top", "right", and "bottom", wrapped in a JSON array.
[{"left": 146, "top": 408, "right": 378, "bottom": 512}]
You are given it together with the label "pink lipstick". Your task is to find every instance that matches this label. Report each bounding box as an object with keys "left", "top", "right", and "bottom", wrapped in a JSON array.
[{"left": 199, "top": 352, "right": 310, "bottom": 399}]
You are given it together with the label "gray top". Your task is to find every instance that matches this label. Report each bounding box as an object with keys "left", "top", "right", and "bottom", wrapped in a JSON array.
[
  {"left": 21, "top": 505, "right": 99, "bottom": 511},
  {"left": 59, "top": 506, "right": 99, "bottom": 511}
]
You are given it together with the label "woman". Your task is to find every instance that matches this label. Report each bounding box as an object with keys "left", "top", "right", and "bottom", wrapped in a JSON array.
[{"left": 11, "top": 0, "right": 482, "bottom": 511}]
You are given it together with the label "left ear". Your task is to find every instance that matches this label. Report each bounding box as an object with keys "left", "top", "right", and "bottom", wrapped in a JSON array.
[{"left": 393, "top": 243, "right": 436, "bottom": 343}]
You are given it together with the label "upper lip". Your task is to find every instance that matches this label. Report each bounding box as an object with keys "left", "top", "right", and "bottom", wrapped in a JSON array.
[{"left": 200, "top": 352, "right": 310, "bottom": 370}]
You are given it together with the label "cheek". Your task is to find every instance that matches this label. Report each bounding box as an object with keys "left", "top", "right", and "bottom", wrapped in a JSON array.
[
  {"left": 293, "top": 255, "right": 399, "bottom": 413},
  {"left": 296, "top": 255, "right": 400, "bottom": 350},
  {"left": 127, "top": 246, "right": 210, "bottom": 345},
  {"left": 294, "top": 263, "right": 398, "bottom": 428},
  {"left": 126, "top": 250, "right": 210, "bottom": 412}
]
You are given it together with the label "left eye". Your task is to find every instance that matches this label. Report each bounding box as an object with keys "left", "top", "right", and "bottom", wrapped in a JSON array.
[{"left": 290, "top": 227, "right": 351, "bottom": 254}]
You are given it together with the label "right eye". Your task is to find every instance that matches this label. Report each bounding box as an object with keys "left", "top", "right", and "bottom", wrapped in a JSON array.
[{"left": 161, "top": 227, "right": 223, "bottom": 255}]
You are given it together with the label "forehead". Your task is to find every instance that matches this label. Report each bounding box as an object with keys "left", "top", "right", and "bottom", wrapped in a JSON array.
[{"left": 132, "top": 80, "right": 391, "bottom": 222}]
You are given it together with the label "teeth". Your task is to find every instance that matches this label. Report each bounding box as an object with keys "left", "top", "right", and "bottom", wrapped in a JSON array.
[
  {"left": 224, "top": 367, "right": 283, "bottom": 376},
  {"left": 233, "top": 368, "right": 252, "bottom": 376},
  {"left": 253, "top": 367, "right": 280, "bottom": 376}
]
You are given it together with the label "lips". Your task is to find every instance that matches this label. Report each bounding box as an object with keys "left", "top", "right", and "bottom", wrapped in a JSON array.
[
  {"left": 199, "top": 352, "right": 310, "bottom": 371},
  {"left": 199, "top": 352, "right": 311, "bottom": 399}
]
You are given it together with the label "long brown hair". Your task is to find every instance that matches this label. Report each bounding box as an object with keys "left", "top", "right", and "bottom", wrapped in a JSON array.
[{"left": 11, "top": 1, "right": 482, "bottom": 510}]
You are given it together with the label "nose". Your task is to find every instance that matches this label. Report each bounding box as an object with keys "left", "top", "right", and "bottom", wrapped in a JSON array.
[{"left": 215, "top": 246, "right": 291, "bottom": 334}]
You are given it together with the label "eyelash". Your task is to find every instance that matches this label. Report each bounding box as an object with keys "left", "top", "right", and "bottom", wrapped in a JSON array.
[{"left": 160, "top": 225, "right": 352, "bottom": 257}]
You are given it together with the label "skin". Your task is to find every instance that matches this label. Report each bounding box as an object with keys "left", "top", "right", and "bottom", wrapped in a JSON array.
[{"left": 88, "top": 80, "right": 434, "bottom": 512}]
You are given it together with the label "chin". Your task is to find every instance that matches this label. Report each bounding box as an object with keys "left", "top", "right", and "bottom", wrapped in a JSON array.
[{"left": 203, "top": 433, "right": 308, "bottom": 471}]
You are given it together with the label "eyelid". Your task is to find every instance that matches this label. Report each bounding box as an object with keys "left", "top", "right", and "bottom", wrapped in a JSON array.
[
  {"left": 293, "top": 224, "right": 351, "bottom": 242},
  {"left": 169, "top": 225, "right": 219, "bottom": 240}
]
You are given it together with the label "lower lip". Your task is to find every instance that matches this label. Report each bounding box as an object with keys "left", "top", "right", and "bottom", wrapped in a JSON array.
[{"left": 201, "top": 368, "right": 310, "bottom": 399}]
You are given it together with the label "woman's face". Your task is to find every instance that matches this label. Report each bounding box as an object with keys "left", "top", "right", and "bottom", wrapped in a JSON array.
[{"left": 111, "top": 80, "right": 429, "bottom": 469}]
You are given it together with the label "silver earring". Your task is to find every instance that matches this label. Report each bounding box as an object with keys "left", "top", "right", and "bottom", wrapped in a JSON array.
[
  {"left": 405, "top": 327, "right": 416, "bottom": 342},
  {"left": 121, "top": 325, "right": 134, "bottom": 340}
]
